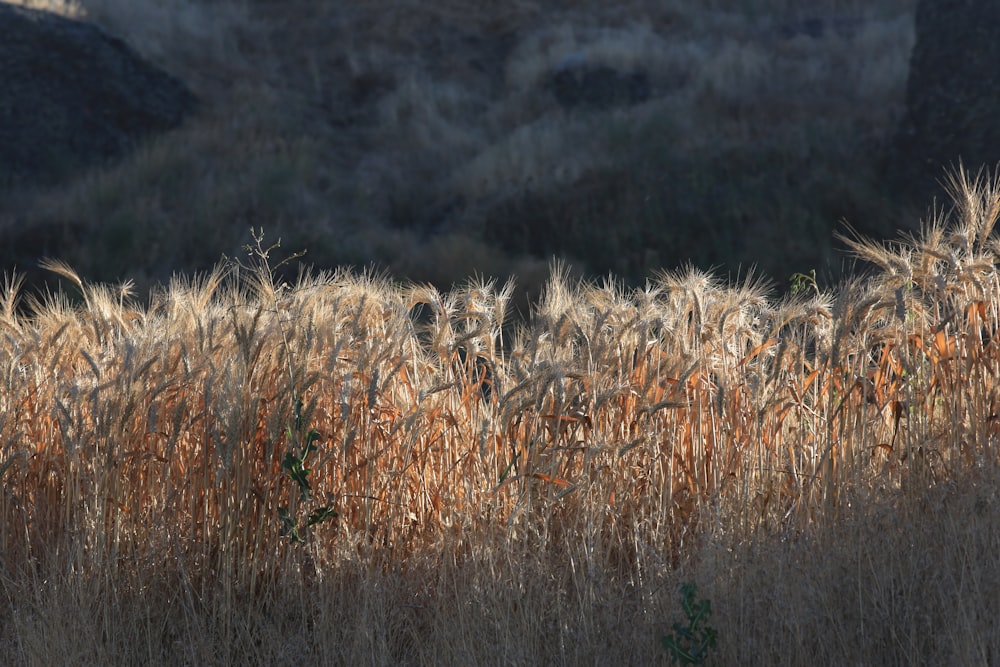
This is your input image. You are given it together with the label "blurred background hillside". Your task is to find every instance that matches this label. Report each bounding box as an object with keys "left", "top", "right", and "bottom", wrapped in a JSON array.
[{"left": 0, "top": 0, "right": 937, "bottom": 310}]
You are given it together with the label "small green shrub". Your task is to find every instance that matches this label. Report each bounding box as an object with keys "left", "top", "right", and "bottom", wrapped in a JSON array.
[
  {"left": 663, "top": 582, "right": 718, "bottom": 665},
  {"left": 789, "top": 268, "right": 820, "bottom": 297},
  {"left": 277, "top": 399, "right": 337, "bottom": 544}
]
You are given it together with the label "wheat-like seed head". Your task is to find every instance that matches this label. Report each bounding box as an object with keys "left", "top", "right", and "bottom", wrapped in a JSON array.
[{"left": 4, "top": 168, "right": 1000, "bottom": 608}]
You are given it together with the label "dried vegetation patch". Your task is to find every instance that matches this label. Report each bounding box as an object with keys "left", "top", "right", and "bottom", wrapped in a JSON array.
[{"left": 3, "top": 171, "right": 1000, "bottom": 663}]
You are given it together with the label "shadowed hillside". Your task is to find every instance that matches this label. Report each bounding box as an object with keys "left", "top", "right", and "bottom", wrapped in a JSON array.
[{"left": 2, "top": 0, "right": 919, "bottom": 309}]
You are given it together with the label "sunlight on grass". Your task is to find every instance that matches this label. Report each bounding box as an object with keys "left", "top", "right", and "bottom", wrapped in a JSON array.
[{"left": 3, "top": 167, "right": 1000, "bottom": 663}]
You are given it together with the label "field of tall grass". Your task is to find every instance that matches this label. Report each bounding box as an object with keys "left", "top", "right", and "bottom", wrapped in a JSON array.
[{"left": 3, "top": 169, "right": 1000, "bottom": 664}]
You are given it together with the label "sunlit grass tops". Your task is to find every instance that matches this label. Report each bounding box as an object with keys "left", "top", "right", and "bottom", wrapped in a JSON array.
[{"left": 2, "top": 169, "right": 999, "bottom": 590}]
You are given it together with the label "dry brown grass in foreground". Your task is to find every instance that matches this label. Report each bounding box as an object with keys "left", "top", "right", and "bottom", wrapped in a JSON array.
[{"left": 3, "top": 170, "right": 1000, "bottom": 664}]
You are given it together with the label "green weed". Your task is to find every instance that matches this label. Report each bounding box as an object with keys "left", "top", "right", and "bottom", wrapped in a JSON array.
[
  {"left": 663, "top": 582, "right": 718, "bottom": 665},
  {"left": 240, "top": 229, "right": 337, "bottom": 544}
]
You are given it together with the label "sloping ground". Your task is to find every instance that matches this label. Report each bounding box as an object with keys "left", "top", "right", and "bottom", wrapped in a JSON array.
[
  {"left": 2, "top": 0, "right": 916, "bottom": 306},
  {"left": 0, "top": 3, "right": 196, "bottom": 188}
]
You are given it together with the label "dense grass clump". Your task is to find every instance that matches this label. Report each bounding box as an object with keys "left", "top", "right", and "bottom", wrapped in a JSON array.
[{"left": 3, "top": 170, "right": 1000, "bottom": 664}]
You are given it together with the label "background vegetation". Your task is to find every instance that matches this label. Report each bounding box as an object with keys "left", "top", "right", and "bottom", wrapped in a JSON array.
[{"left": 3, "top": 0, "right": 919, "bottom": 310}]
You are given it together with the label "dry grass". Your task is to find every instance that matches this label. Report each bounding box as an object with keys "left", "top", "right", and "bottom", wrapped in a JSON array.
[{"left": 2, "top": 169, "right": 1000, "bottom": 664}]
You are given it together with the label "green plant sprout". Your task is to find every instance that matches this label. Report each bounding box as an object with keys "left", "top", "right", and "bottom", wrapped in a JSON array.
[
  {"left": 789, "top": 268, "right": 819, "bottom": 298},
  {"left": 662, "top": 582, "right": 718, "bottom": 665},
  {"left": 277, "top": 398, "right": 337, "bottom": 543}
]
